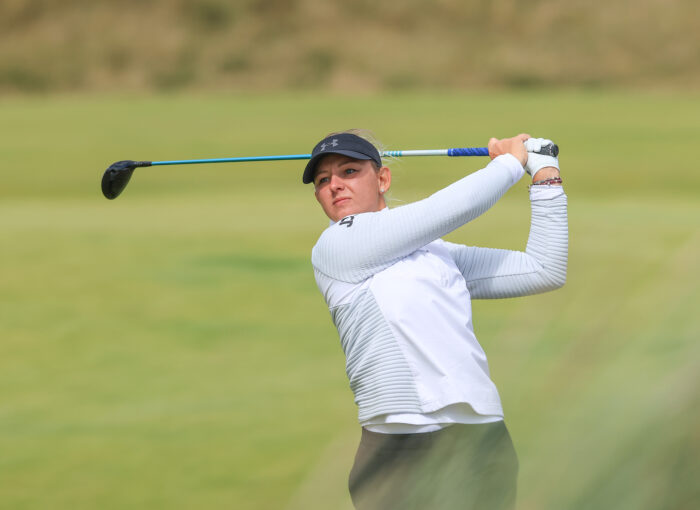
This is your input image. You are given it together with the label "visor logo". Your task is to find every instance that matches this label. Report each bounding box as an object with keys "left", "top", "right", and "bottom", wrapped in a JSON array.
[{"left": 320, "top": 139, "right": 339, "bottom": 151}]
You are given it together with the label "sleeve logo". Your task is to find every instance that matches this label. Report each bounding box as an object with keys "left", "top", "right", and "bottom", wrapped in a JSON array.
[{"left": 339, "top": 215, "right": 355, "bottom": 228}]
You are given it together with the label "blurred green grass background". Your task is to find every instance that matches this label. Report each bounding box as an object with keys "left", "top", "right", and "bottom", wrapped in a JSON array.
[{"left": 1, "top": 91, "right": 698, "bottom": 509}]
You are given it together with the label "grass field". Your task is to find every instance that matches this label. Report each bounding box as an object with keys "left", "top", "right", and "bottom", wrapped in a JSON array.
[{"left": 1, "top": 91, "right": 698, "bottom": 509}]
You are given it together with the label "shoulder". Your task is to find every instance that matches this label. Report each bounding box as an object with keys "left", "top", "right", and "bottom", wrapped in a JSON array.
[
  {"left": 312, "top": 211, "right": 380, "bottom": 254},
  {"left": 311, "top": 214, "right": 361, "bottom": 271},
  {"left": 311, "top": 209, "right": 397, "bottom": 283}
]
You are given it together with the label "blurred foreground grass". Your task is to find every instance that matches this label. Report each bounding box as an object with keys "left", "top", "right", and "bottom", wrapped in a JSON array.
[{"left": 0, "top": 91, "right": 698, "bottom": 509}]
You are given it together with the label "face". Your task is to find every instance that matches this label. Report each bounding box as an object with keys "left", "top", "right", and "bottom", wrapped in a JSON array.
[{"left": 313, "top": 154, "right": 391, "bottom": 222}]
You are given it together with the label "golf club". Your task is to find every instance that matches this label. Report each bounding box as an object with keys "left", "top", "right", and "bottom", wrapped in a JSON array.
[{"left": 101, "top": 143, "right": 558, "bottom": 200}]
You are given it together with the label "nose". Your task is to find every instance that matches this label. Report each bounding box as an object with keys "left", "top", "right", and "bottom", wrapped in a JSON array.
[{"left": 329, "top": 173, "right": 345, "bottom": 191}]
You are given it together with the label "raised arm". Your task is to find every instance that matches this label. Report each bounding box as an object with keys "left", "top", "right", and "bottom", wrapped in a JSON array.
[
  {"left": 312, "top": 154, "right": 525, "bottom": 283},
  {"left": 445, "top": 185, "right": 568, "bottom": 298}
]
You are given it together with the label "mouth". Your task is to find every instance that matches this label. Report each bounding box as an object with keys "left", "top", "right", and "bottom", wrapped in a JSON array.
[{"left": 333, "top": 197, "right": 351, "bottom": 206}]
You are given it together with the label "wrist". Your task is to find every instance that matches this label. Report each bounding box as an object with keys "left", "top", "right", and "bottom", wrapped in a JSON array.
[
  {"left": 532, "top": 167, "right": 560, "bottom": 181},
  {"left": 494, "top": 153, "right": 528, "bottom": 183}
]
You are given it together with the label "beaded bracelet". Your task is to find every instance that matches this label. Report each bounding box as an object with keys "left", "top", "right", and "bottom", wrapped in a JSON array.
[{"left": 531, "top": 177, "right": 563, "bottom": 186}]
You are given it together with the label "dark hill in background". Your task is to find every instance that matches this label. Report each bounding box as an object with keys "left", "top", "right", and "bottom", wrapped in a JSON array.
[{"left": 1, "top": 0, "right": 697, "bottom": 93}]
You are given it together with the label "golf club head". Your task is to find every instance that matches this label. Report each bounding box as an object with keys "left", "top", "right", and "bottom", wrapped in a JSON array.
[{"left": 101, "top": 160, "right": 149, "bottom": 199}]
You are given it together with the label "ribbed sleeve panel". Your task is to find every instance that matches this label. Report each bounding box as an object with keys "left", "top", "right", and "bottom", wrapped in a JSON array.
[
  {"left": 445, "top": 186, "right": 568, "bottom": 299},
  {"left": 312, "top": 154, "right": 525, "bottom": 283},
  {"left": 331, "top": 290, "right": 422, "bottom": 422}
]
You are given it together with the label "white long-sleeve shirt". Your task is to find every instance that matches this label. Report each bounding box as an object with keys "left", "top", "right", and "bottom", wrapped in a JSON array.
[{"left": 312, "top": 154, "right": 568, "bottom": 431}]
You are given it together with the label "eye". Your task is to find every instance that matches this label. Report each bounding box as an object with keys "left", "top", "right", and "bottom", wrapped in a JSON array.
[
  {"left": 344, "top": 168, "right": 358, "bottom": 175},
  {"left": 316, "top": 176, "right": 329, "bottom": 185}
]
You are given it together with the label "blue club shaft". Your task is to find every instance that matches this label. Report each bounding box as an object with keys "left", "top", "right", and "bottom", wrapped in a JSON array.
[
  {"left": 148, "top": 147, "right": 489, "bottom": 166},
  {"left": 151, "top": 154, "right": 312, "bottom": 166}
]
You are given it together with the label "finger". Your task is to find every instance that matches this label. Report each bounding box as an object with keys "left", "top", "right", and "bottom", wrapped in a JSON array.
[
  {"left": 516, "top": 133, "right": 531, "bottom": 142},
  {"left": 488, "top": 137, "right": 499, "bottom": 159},
  {"left": 525, "top": 138, "right": 542, "bottom": 152}
]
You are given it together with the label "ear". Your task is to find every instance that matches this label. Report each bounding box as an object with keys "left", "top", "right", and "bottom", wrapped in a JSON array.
[{"left": 378, "top": 166, "right": 391, "bottom": 193}]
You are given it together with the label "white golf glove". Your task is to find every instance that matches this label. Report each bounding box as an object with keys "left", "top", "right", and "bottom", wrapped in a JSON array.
[{"left": 524, "top": 138, "right": 559, "bottom": 177}]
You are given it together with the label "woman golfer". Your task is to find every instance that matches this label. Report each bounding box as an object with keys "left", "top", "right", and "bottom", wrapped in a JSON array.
[{"left": 304, "top": 131, "right": 567, "bottom": 510}]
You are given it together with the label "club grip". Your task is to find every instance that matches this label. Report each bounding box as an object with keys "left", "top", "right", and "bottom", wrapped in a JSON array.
[{"left": 447, "top": 147, "right": 490, "bottom": 157}]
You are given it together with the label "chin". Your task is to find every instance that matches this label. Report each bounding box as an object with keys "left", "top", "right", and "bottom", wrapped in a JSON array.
[{"left": 330, "top": 206, "right": 353, "bottom": 222}]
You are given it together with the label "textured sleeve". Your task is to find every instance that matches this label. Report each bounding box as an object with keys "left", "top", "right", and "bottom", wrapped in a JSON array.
[
  {"left": 444, "top": 186, "right": 568, "bottom": 299},
  {"left": 312, "top": 154, "right": 525, "bottom": 283}
]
